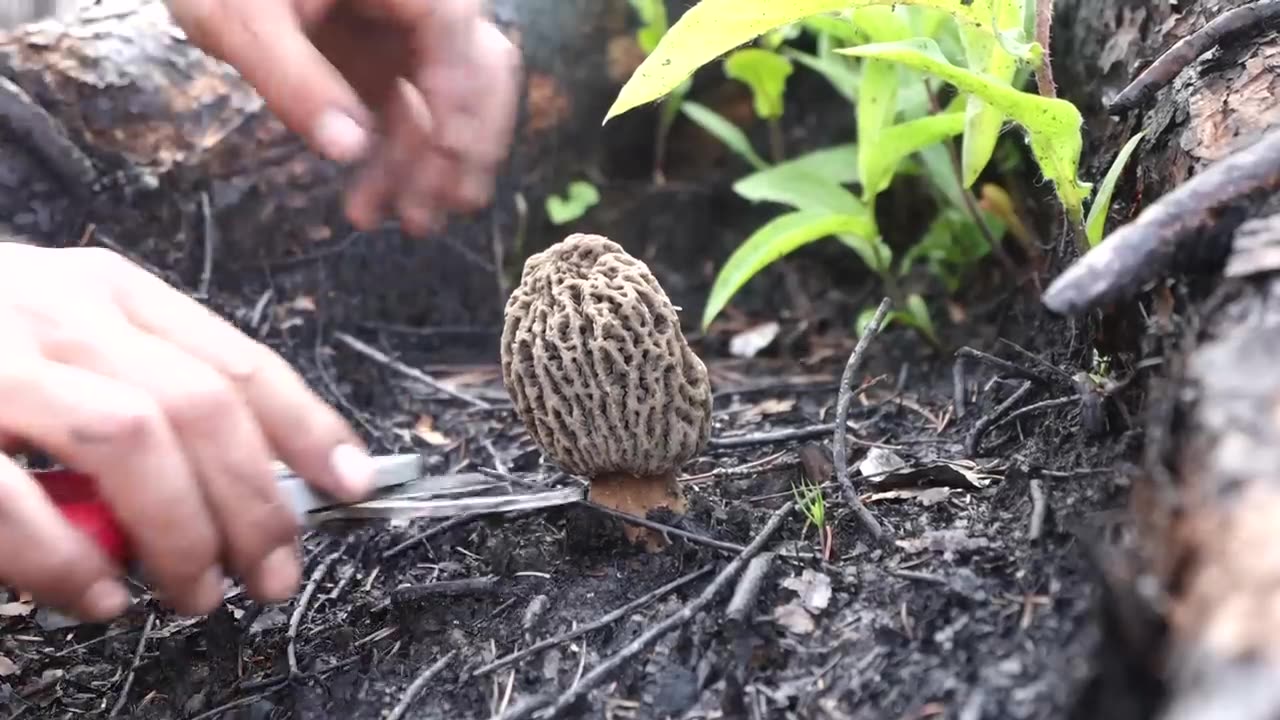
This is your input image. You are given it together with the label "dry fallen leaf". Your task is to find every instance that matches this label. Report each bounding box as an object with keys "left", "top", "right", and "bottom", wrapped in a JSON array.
[
  {"left": 782, "top": 570, "right": 832, "bottom": 613},
  {"left": 412, "top": 415, "right": 453, "bottom": 446},
  {"left": 0, "top": 601, "right": 33, "bottom": 617},
  {"left": 772, "top": 602, "right": 816, "bottom": 634},
  {"left": 728, "top": 321, "right": 780, "bottom": 358},
  {"left": 0, "top": 655, "right": 17, "bottom": 677}
]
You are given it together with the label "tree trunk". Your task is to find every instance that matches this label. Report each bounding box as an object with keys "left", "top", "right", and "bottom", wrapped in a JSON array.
[{"left": 1049, "top": 1, "right": 1280, "bottom": 718}]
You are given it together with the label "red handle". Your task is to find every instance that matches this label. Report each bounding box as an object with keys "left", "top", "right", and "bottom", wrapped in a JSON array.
[{"left": 29, "top": 469, "right": 132, "bottom": 566}]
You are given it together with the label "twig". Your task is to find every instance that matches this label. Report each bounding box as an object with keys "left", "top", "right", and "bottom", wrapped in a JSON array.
[
  {"left": 994, "top": 395, "right": 1076, "bottom": 429},
  {"left": 287, "top": 543, "right": 347, "bottom": 676},
  {"left": 333, "top": 331, "right": 491, "bottom": 409},
  {"left": 0, "top": 74, "right": 97, "bottom": 198},
  {"left": 708, "top": 423, "right": 899, "bottom": 451},
  {"left": 1109, "top": 0, "right": 1280, "bottom": 113},
  {"left": 190, "top": 655, "right": 362, "bottom": 720},
  {"left": 1042, "top": 125, "right": 1280, "bottom": 316},
  {"left": 386, "top": 650, "right": 458, "bottom": 720},
  {"left": 1027, "top": 478, "right": 1048, "bottom": 540},
  {"left": 996, "top": 338, "right": 1076, "bottom": 385},
  {"left": 580, "top": 500, "right": 746, "bottom": 555},
  {"left": 383, "top": 513, "right": 483, "bottom": 560},
  {"left": 502, "top": 502, "right": 795, "bottom": 720},
  {"left": 953, "top": 357, "right": 967, "bottom": 419},
  {"left": 107, "top": 611, "right": 155, "bottom": 718},
  {"left": 955, "top": 346, "right": 1067, "bottom": 387},
  {"left": 725, "top": 552, "right": 776, "bottom": 624},
  {"left": 965, "top": 381, "right": 1035, "bottom": 456},
  {"left": 472, "top": 565, "right": 715, "bottom": 678},
  {"left": 197, "top": 191, "right": 216, "bottom": 298},
  {"left": 391, "top": 576, "right": 499, "bottom": 602},
  {"left": 834, "top": 297, "right": 892, "bottom": 542}
]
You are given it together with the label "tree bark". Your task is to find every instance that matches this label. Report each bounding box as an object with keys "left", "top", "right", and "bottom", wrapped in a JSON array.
[{"left": 1050, "top": 2, "right": 1280, "bottom": 718}]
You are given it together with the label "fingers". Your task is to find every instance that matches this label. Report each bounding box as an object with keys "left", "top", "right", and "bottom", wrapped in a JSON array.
[
  {"left": 0, "top": 453, "right": 128, "bottom": 621},
  {"left": 37, "top": 312, "right": 303, "bottom": 605},
  {"left": 169, "top": 0, "right": 373, "bottom": 164},
  {"left": 0, "top": 354, "right": 220, "bottom": 616},
  {"left": 337, "top": 0, "right": 521, "bottom": 231},
  {"left": 98, "top": 252, "right": 375, "bottom": 505}
]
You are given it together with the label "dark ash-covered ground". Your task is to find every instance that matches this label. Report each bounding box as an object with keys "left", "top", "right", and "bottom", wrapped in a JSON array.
[{"left": 0, "top": 6, "right": 1149, "bottom": 717}]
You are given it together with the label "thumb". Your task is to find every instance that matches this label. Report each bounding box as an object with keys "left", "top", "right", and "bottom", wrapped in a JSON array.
[{"left": 169, "top": 0, "right": 374, "bottom": 164}]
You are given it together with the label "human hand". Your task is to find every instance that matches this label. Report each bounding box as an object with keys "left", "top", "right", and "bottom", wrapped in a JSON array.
[
  {"left": 0, "top": 243, "right": 376, "bottom": 621},
  {"left": 167, "top": 0, "right": 521, "bottom": 237}
]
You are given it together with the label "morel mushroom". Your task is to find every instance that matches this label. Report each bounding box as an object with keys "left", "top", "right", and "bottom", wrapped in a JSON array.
[{"left": 500, "top": 234, "right": 712, "bottom": 550}]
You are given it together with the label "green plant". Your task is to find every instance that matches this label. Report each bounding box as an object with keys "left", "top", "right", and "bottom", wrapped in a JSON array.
[
  {"left": 608, "top": 0, "right": 1111, "bottom": 346},
  {"left": 545, "top": 180, "right": 600, "bottom": 226},
  {"left": 790, "top": 474, "right": 833, "bottom": 560},
  {"left": 1085, "top": 130, "right": 1145, "bottom": 247}
]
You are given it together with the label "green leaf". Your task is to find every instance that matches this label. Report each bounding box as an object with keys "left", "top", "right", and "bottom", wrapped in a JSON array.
[
  {"left": 605, "top": 0, "right": 1007, "bottom": 122},
  {"left": 901, "top": 206, "right": 1000, "bottom": 290},
  {"left": 861, "top": 110, "right": 966, "bottom": 202},
  {"left": 545, "top": 181, "right": 601, "bottom": 225},
  {"left": 901, "top": 293, "right": 939, "bottom": 345},
  {"left": 628, "top": 0, "right": 670, "bottom": 54},
  {"left": 703, "top": 210, "right": 879, "bottom": 328},
  {"left": 733, "top": 144, "right": 863, "bottom": 213},
  {"left": 1085, "top": 129, "right": 1145, "bottom": 247},
  {"left": 723, "top": 47, "right": 794, "bottom": 120},
  {"left": 679, "top": 100, "right": 770, "bottom": 170},
  {"left": 785, "top": 48, "right": 860, "bottom": 103},
  {"left": 838, "top": 38, "right": 1091, "bottom": 222},
  {"left": 958, "top": 0, "right": 1024, "bottom": 187}
]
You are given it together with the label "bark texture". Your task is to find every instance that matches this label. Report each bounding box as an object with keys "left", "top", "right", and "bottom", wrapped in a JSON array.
[{"left": 1053, "top": 1, "right": 1280, "bottom": 718}]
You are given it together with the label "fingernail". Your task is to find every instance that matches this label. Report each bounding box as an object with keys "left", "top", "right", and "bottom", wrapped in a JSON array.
[
  {"left": 314, "top": 109, "right": 369, "bottom": 164},
  {"left": 330, "top": 443, "right": 375, "bottom": 499},
  {"left": 81, "top": 579, "right": 130, "bottom": 620},
  {"left": 254, "top": 545, "right": 301, "bottom": 602}
]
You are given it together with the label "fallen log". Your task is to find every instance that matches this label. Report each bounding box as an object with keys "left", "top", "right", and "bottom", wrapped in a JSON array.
[{"left": 1048, "top": 1, "right": 1280, "bottom": 718}]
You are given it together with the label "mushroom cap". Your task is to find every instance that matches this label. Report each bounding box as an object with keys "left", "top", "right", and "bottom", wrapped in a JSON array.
[{"left": 500, "top": 233, "right": 712, "bottom": 478}]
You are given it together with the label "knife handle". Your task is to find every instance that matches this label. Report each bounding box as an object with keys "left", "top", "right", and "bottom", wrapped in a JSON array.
[{"left": 29, "top": 468, "right": 132, "bottom": 566}]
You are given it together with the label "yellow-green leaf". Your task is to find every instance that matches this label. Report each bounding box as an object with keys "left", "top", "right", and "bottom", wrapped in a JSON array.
[
  {"left": 724, "top": 48, "right": 794, "bottom": 119},
  {"left": 838, "top": 38, "right": 1091, "bottom": 221},
  {"left": 1085, "top": 130, "right": 1145, "bottom": 247},
  {"left": 861, "top": 111, "right": 967, "bottom": 201},
  {"left": 680, "top": 100, "right": 770, "bottom": 170},
  {"left": 733, "top": 144, "right": 863, "bottom": 213},
  {"left": 958, "top": 0, "right": 1024, "bottom": 187},
  {"left": 605, "top": 0, "right": 1002, "bottom": 122},
  {"left": 703, "top": 210, "right": 879, "bottom": 328}
]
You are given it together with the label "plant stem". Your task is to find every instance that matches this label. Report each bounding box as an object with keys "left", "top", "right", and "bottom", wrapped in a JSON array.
[
  {"left": 767, "top": 118, "right": 786, "bottom": 163},
  {"left": 1035, "top": 0, "right": 1057, "bottom": 97}
]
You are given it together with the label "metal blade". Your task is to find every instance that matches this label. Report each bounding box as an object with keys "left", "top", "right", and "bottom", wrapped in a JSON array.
[{"left": 306, "top": 486, "right": 585, "bottom": 523}]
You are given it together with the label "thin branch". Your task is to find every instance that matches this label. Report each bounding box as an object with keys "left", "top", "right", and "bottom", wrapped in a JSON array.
[
  {"left": 834, "top": 297, "right": 892, "bottom": 542},
  {"left": 333, "top": 331, "right": 492, "bottom": 409},
  {"left": 386, "top": 650, "right": 458, "bottom": 720},
  {"left": 107, "top": 611, "right": 155, "bottom": 718},
  {"left": 287, "top": 542, "right": 347, "bottom": 676},
  {"left": 472, "top": 565, "right": 715, "bottom": 678},
  {"left": 497, "top": 502, "right": 795, "bottom": 720}
]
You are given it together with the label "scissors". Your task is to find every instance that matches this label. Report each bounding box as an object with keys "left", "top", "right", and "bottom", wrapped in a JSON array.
[{"left": 29, "top": 454, "right": 584, "bottom": 566}]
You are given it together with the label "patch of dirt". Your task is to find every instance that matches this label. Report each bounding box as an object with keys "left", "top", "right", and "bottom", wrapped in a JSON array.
[{"left": 0, "top": 9, "right": 1140, "bottom": 718}]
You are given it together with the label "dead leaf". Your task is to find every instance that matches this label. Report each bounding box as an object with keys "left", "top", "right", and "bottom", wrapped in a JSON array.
[
  {"left": 781, "top": 570, "right": 832, "bottom": 613},
  {"left": 728, "top": 321, "right": 780, "bottom": 358},
  {"left": 772, "top": 602, "right": 816, "bottom": 634},
  {"left": 412, "top": 415, "right": 453, "bottom": 446},
  {"left": 864, "top": 487, "right": 956, "bottom": 506},
  {"left": 0, "top": 602, "right": 32, "bottom": 617},
  {"left": 896, "top": 529, "right": 992, "bottom": 555},
  {"left": 35, "top": 607, "right": 81, "bottom": 631},
  {"left": 859, "top": 448, "right": 908, "bottom": 479},
  {"left": 0, "top": 655, "right": 17, "bottom": 676},
  {"left": 286, "top": 295, "right": 316, "bottom": 312}
]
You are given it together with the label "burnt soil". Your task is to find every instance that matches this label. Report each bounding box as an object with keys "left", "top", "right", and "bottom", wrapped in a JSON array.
[{"left": 0, "top": 69, "right": 1141, "bottom": 720}]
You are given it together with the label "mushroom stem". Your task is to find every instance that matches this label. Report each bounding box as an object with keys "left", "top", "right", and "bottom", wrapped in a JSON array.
[{"left": 587, "top": 471, "right": 687, "bottom": 552}]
